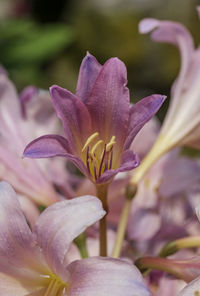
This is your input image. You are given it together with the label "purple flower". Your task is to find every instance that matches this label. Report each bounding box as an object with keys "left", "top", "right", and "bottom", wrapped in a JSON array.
[
  {"left": 0, "top": 181, "right": 150, "bottom": 296},
  {"left": 24, "top": 53, "right": 165, "bottom": 184}
]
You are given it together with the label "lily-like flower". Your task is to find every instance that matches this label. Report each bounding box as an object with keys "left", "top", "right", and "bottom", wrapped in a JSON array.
[
  {"left": 131, "top": 10, "right": 200, "bottom": 184},
  {"left": 0, "top": 181, "right": 150, "bottom": 296},
  {"left": 23, "top": 53, "right": 165, "bottom": 184}
]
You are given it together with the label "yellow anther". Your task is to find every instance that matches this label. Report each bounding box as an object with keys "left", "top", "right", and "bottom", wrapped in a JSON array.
[
  {"left": 91, "top": 140, "right": 104, "bottom": 155},
  {"left": 106, "top": 136, "right": 116, "bottom": 152},
  {"left": 82, "top": 132, "right": 99, "bottom": 152}
]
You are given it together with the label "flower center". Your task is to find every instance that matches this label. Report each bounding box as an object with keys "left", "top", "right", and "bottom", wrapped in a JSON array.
[
  {"left": 82, "top": 132, "right": 116, "bottom": 181},
  {"left": 44, "top": 275, "right": 67, "bottom": 296}
]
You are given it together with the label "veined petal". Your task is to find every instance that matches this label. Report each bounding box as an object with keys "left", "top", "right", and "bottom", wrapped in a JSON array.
[
  {"left": 24, "top": 134, "right": 73, "bottom": 157},
  {"left": 67, "top": 257, "right": 150, "bottom": 296},
  {"left": 124, "top": 94, "right": 166, "bottom": 149},
  {"left": 76, "top": 52, "right": 102, "bottom": 102},
  {"left": 178, "top": 276, "right": 200, "bottom": 295},
  {"left": 0, "top": 182, "right": 48, "bottom": 282},
  {"left": 0, "top": 273, "right": 30, "bottom": 295},
  {"left": 23, "top": 134, "right": 90, "bottom": 178},
  {"left": 50, "top": 85, "right": 92, "bottom": 152},
  {"left": 139, "top": 18, "right": 195, "bottom": 138},
  {"left": 139, "top": 18, "right": 194, "bottom": 100},
  {"left": 97, "top": 150, "right": 140, "bottom": 184},
  {"left": 34, "top": 196, "right": 106, "bottom": 278},
  {"left": 86, "top": 57, "right": 130, "bottom": 155}
]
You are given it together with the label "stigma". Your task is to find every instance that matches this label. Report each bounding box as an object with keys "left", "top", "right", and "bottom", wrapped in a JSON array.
[{"left": 82, "top": 132, "right": 116, "bottom": 181}]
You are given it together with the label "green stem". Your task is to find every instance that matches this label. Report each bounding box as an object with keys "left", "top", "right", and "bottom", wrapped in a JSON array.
[
  {"left": 159, "top": 236, "right": 200, "bottom": 257},
  {"left": 112, "top": 184, "right": 137, "bottom": 258},
  {"left": 96, "top": 184, "right": 109, "bottom": 256},
  {"left": 74, "top": 232, "right": 89, "bottom": 258}
]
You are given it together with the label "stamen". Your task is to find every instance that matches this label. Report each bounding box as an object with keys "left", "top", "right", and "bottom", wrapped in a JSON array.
[
  {"left": 94, "top": 165, "right": 97, "bottom": 180},
  {"left": 106, "top": 136, "right": 116, "bottom": 152},
  {"left": 82, "top": 132, "right": 99, "bottom": 152},
  {"left": 82, "top": 132, "right": 116, "bottom": 181},
  {"left": 109, "top": 149, "right": 113, "bottom": 169},
  {"left": 98, "top": 144, "right": 106, "bottom": 177},
  {"left": 91, "top": 140, "right": 103, "bottom": 155},
  {"left": 44, "top": 277, "right": 66, "bottom": 296},
  {"left": 86, "top": 146, "right": 91, "bottom": 175}
]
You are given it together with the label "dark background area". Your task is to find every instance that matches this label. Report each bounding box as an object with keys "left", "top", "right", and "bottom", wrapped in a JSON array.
[{"left": 0, "top": 0, "right": 199, "bottom": 121}]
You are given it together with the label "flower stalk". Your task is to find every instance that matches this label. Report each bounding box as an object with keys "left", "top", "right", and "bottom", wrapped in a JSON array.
[
  {"left": 96, "top": 183, "right": 109, "bottom": 256},
  {"left": 112, "top": 183, "right": 137, "bottom": 258},
  {"left": 159, "top": 236, "right": 200, "bottom": 257}
]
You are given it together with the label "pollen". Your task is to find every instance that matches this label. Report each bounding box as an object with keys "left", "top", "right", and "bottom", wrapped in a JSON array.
[{"left": 82, "top": 133, "right": 116, "bottom": 181}]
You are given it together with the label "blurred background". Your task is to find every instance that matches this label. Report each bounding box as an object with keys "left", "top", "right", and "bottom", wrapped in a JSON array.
[{"left": 0, "top": 0, "right": 199, "bottom": 117}]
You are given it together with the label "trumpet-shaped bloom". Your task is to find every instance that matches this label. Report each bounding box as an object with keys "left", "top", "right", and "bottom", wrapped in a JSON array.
[
  {"left": 24, "top": 53, "right": 165, "bottom": 184},
  {"left": 139, "top": 11, "right": 200, "bottom": 153},
  {"left": 0, "top": 181, "right": 150, "bottom": 296}
]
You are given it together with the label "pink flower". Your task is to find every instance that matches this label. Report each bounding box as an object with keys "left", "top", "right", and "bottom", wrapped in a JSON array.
[{"left": 0, "top": 181, "right": 150, "bottom": 295}]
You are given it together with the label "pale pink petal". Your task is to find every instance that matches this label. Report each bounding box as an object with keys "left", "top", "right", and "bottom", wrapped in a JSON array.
[
  {"left": 18, "top": 195, "right": 40, "bottom": 229},
  {"left": 0, "top": 273, "right": 30, "bottom": 295},
  {"left": 34, "top": 195, "right": 106, "bottom": 278},
  {"left": 67, "top": 257, "right": 150, "bottom": 296},
  {"left": 178, "top": 276, "right": 200, "bottom": 295},
  {"left": 0, "top": 182, "right": 49, "bottom": 283}
]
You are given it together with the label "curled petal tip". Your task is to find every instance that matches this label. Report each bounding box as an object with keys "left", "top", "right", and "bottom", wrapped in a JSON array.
[
  {"left": 139, "top": 18, "right": 159, "bottom": 34},
  {"left": 197, "top": 6, "right": 200, "bottom": 18}
]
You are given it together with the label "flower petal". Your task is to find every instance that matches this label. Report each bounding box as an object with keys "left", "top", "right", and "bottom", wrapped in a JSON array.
[
  {"left": 50, "top": 85, "right": 92, "bottom": 151},
  {"left": 178, "top": 276, "right": 200, "bottom": 295},
  {"left": 139, "top": 18, "right": 194, "bottom": 98},
  {"left": 24, "top": 134, "right": 73, "bottom": 157},
  {"left": 0, "top": 182, "right": 49, "bottom": 283},
  {"left": 124, "top": 94, "right": 166, "bottom": 149},
  {"left": 0, "top": 273, "right": 30, "bottom": 295},
  {"left": 67, "top": 257, "right": 150, "bottom": 296},
  {"left": 86, "top": 57, "right": 130, "bottom": 154},
  {"left": 97, "top": 150, "right": 140, "bottom": 184},
  {"left": 34, "top": 195, "right": 106, "bottom": 278},
  {"left": 23, "top": 134, "right": 89, "bottom": 178},
  {"left": 76, "top": 52, "right": 102, "bottom": 102}
]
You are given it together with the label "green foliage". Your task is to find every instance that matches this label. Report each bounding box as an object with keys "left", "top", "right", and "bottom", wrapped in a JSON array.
[{"left": 0, "top": 19, "right": 73, "bottom": 87}]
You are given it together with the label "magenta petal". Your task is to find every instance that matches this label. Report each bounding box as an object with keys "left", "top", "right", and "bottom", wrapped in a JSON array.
[
  {"left": 34, "top": 196, "right": 106, "bottom": 278},
  {"left": 67, "top": 257, "right": 150, "bottom": 296},
  {"left": 76, "top": 52, "right": 102, "bottom": 102},
  {"left": 23, "top": 134, "right": 89, "bottom": 178},
  {"left": 86, "top": 57, "right": 130, "bottom": 149},
  {"left": 124, "top": 94, "right": 166, "bottom": 149},
  {"left": 97, "top": 150, "right": 140, "bottom": 184},
  {"left": 50, "top": 85, "right": 92, "bottom": 150}
]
